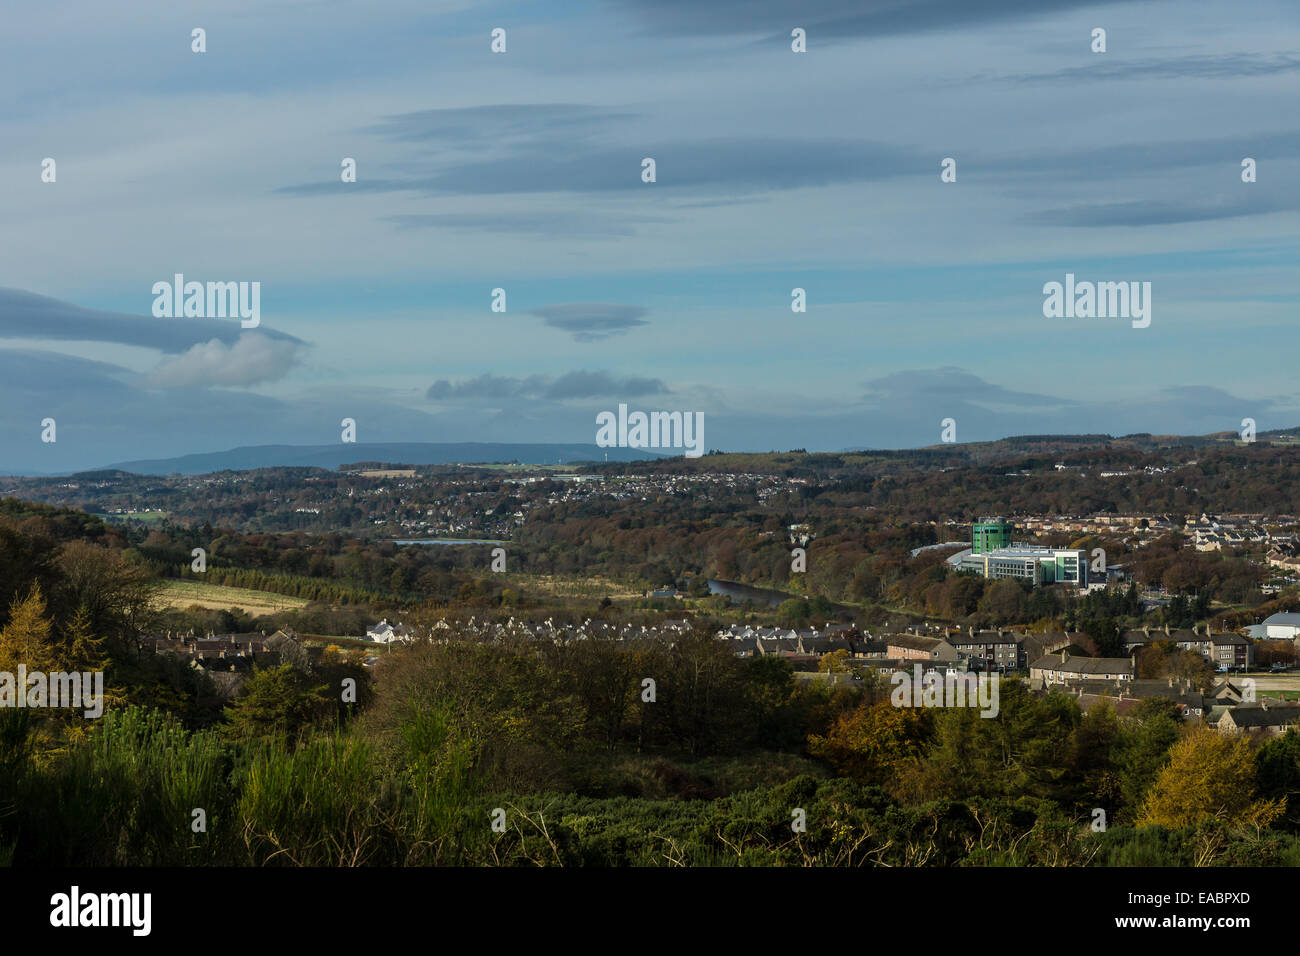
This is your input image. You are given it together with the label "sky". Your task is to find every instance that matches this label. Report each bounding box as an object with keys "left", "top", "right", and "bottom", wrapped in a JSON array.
[{"left": 0, "top": 0, "right": 1297, "bottom": 473}]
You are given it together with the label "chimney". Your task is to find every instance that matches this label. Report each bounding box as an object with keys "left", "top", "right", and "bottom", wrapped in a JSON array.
[
  {"left": 1164, "top": 623, "right": 1170, "bottom": 636},
  {"left": 1060, "top": 649, "right": 1067, "bottom": 663},
  {"left": 969, "top": 626, "right": 975, "bottom": 638},
  {"left": 1142, "top": 626, "right": 1149, "bottom": 638}
]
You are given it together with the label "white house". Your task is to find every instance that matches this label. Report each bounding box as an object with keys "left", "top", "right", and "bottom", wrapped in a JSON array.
[{"left": 366, "top": 619, "right": 412, "bottom": 644}]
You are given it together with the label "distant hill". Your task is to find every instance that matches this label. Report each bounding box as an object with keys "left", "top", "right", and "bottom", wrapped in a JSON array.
[{"left": 102, "top": 443, "right": 671, "bottom": 475}]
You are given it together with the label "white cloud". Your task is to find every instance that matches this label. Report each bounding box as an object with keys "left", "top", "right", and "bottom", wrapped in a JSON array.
[{"left": 146, "top": 333, "right": 301, "bottom": 388}]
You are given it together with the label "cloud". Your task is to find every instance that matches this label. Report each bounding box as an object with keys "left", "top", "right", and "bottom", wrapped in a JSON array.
[
  {"left": 146, "top": 333, "right": 303, "bottom": 388},
  {"left": 530, "top": 303, "right": 649, "bottom": 341},
  {"left": 363, "top": 104, "right": 637, "bottom": 148},
  {"left": 614, "top": 0, "right": 1124, "bottom": 39},
  {"left": 986, "top": 129, "right": 1300, "bottom": 182},
  {"left": 1022, "top": 194, "right": 1297, "bottom": 227},
  {"left": 426, "top": 369, "right": 667, "bottom": 402},
  {"left": 1002, "top": 52, "right": 1300, "bottom": 86},
  {"left": 0, "top": 288, "right": 304, "bottom": 353},
  {"left": 280, "top": 132, "right": 923, "bottom": 199},
  {"left": 386, "top": 210, "right": 674, "bottom": 238},
  {"left": 545, "top": 370, "right": 667, "bottom": 399},
  {"left": 0, "top": 348, "right": 468, "bottom": 474},
  {"left": 861, "top": 367, "right": 1078, "bottom": 409}
]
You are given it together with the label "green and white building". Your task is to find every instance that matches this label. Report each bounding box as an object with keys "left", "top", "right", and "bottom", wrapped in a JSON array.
[{"left": 951, "top": 518, "right": 1088, "bottom": 587}]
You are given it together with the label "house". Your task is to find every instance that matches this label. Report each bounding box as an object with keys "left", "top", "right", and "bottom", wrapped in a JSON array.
[
  {"left": 366, "top": 619, "right": 413, "bottom": 644},
  {"left": 884, "top": 634, "right": 958, "bottom": 662},
  {"left": 1217, "top": 701, "right": 1300, "bottom": 738},
  {"left": 1029, "top": 650, "right": 1134, "bottom": 685},
  {"left": 1207, "top": 679, "right": 1247, "bottom": 706},
  {"left": 1055, "top": 677, "right": 1205, "bottom": 719},
  {"left": 1018, "top": 631, "right": 1076, "bottom": 663},
  {"left": 1121, "top": 624, "right": 1253, "bottom": 668},
  {"left": 869, "top": 658, "right": 967, "bottom": 680},
  {"left": 1210, "top": 633, "right": 1252, "bottom": 669},
  {"left": 945, "top": 628, "right": 1024, "bottom": 671}
]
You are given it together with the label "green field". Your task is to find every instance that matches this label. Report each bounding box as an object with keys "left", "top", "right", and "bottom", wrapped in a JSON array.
[
  {"left": 155, "top": 579, "right": 311, "bottom": 613},
  {"left": 94, "top": 510, "right": 169, "bottom": 525}
]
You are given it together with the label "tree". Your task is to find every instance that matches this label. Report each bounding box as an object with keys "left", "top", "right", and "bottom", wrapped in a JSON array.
[
  {"left": 224, "top": 664, "right": 331, "bottom": 745},
  {"left": 808, "top": 699, "right": 932, "bottom": 790},
  {"left": 63, "top": 605, "right": 109, "bottom": 672},
  {"left": 776, "top": 598, "right": 810, "bottom": 626},
  {"left": 978, "top": 578, "right": 1026, "bottom": 623},
  {"left": 0, "top": 584, "right": 60, "bottom": 674},
  {"left": 1113, "top": 698, "right": 1181, "bottom": 820},
  {"left": 1254, "top": 728, "right": 1300, "bottom": 829},
  {"left": 1139, "top": 726, "right": 1283, "bottom": 829},
  {"left": 818, "top": 649, "right": 851, "bottom": 673},
  {"left": 56, "top": 541, "right": 158, "bottom": 653}
]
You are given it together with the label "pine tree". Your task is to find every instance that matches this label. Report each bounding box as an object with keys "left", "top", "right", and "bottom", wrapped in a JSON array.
[
  {"left": 63, "top": 604, "right": 108, "bottom": 672},
  {"left": 0, "top": 584, "right": 61, "bottom": 674}
]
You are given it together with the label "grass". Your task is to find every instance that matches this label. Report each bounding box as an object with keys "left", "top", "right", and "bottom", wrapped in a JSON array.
[
  {"left": 1259, "top": 690, "right": 1300, "bottom": 701},
  {"left": 501, "top": 572, "right": 644, "bottom": 601},
  {"left": 154, "top": 579, "right": 311, "bottom": 614},
  {"left": 94, "top": 510, "right": 169, "bottom": 525}
]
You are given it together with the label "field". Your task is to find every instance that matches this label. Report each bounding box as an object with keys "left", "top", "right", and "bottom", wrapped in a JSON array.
[
  {"left": 94, "top": 510, "right": 169, "bottom": 525},
  {"left": 504, "top": 572, "right": 645, "bottom": 601},
  {"left": 154, "top": 579, "right": 312, "bottom": 614}
]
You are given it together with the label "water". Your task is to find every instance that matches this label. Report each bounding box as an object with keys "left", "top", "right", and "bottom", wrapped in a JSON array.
[{"left": 707, "top": 579, "right": 794, "bottom": 607}]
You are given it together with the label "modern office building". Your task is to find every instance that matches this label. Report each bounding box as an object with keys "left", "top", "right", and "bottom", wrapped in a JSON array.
[
  {"left": 957, "top": 545, "right": 1088, "bottom": 586},
  {"left": 971, "top": 518, "right": 1015, "bottom": 555},
  {"left": 948, "top": 519, "right": 1088, "bottom": 587}
]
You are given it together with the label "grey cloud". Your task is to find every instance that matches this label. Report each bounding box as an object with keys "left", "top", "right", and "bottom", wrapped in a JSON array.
[
  {"left": 426, "top": 369, "right": 667, "bottom": 402},
  {"left": 980, "top": 130, "right": 1300, "bottom": 184},
  {"left": 426, "top": 374, "right": 537, "bottom": 401},
  {"left": 531, "top": 303, "right": 649, "bottom": 341},
  {"left": 0, "top": 347, "right": 463, "bottom": 474},
  {"left": 1003, "top": 52, "right": 1300, "bottom": 86},
  {"left": 364, "top": 104, "right": 637, "bottom": 147},
  {"left": 545, "top": 370, "right": 667, "bottom": 399},
  {"left": 0, "top": 348, "right": 134, "bottom": 399},
  {"left": 1023, "top": 193, "right": 1298, "bottom": 228},
  {"left": 276, "top": 178, "right": 412, "bottom": 196},
  {"left": 615, "top": 0, "right": 1125, "bottom": 39},
  {"left": 280, "top": 135, "right": 924, "bottom": 199},
  {"left": 386, "top": 210, "right": 674, "bottom": 238},
  {"left": 862, "top": 367, "right": 1080, "bottom": 408},
  {"left": 0, "top": 288, "right": 304, "bottom": 354},
  {"left": 408, "top": 138, "right": 920, "bottom": 196}
]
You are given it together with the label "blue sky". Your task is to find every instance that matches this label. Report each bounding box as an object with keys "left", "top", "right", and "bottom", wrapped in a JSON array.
[{"left": 0, "top": 0, "right": 1297, "bottom": 472}]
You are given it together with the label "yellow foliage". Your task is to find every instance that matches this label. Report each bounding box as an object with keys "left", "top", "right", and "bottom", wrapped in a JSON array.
[
  {"left": 1139, "top": 725, "right": 1285, "bottom": 829},
  {"left": 0, "top": 584, "right": 61, "bottom": 674},
  {"left": 808, "top": 699, "right": 930, "bottom": 786}
]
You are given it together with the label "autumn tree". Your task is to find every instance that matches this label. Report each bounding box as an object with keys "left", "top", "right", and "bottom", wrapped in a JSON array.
[
  {"left": 0, "top": 584, "right": 61, "bottom": 674},
  {"left": 808, "top": 698, "right": 932, "bottom": 791},
  {"left": 1139, "top": 725, "right": 1284, "bottom": 829}
]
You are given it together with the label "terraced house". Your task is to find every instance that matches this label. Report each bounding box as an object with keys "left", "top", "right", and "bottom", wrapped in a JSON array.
[
  {"left": 1029, "top": 651, "right": 1134, "bottom": 685},
  {"left": 1120, "top": 624, "right": 1253, "bottom": 669}
]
